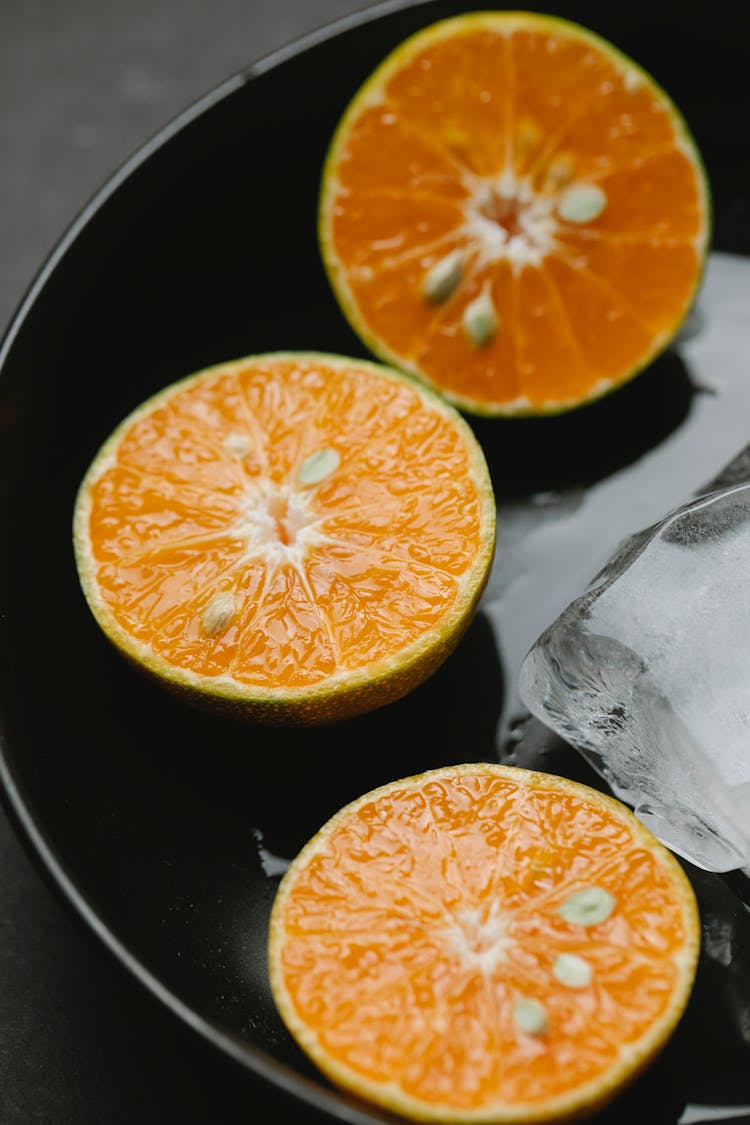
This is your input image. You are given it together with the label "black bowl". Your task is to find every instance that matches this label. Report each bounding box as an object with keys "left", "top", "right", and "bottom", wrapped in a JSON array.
[{"left": 1, "top": 1, "right": 749, "bottom": 1121}]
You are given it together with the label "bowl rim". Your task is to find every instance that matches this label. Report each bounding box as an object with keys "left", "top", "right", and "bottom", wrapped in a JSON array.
[{"left": 0, "top": 1, "right": 438, "bottom": 1122}]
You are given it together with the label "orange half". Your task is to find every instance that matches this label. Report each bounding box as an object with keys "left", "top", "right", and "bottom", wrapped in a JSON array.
[
  {"left": 269, "top": 763, "right": 700, "bottom": 1122},
  {"left": 320, "top": 12, "right": 710, "bottom": 415},
  {"left": 73, "top": 353, "right": 495, "bottom": 724}
]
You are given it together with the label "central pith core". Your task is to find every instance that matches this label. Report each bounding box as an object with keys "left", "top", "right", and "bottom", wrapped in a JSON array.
[
  {"left": 421, "top": 167, "right": 608, "bottom": 348},
  {"left": 466, "top": 175, "right": 558, "bottom": 268},
  {"left": 477, "top": 188, "right": 525, "bottom": 237},
  {"left": 232, "top": 481, "right": 323, "bottom": 567},
  {"left": 447, "top": 906, "right": 512, "bottom": 974},
  {"left": 264, "top": 490, "right": 309, "bottom": 548}
]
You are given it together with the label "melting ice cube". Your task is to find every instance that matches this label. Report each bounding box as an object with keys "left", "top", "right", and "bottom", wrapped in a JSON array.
[{"left": 519, "top": 482, "right": 750, "bottom": 873}]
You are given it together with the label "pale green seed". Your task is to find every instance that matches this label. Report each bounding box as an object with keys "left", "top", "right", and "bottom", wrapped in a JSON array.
[
  {"left": 462, "top": 288, "right": 497, "bottom": 347},
  {"left": 513, "top": 997, "right": 548, "bottom": 1036},
  {"left": 558, "top": 183, "right": 607, "bottom": 223},
  {"left": 202, "top": 592, "right": 235, "bottom": 637},
  {"left": 298, "top": 447, "right": 340, "bottom": 486},
  {"left": 558, "top": 886, "right": 616, "bottom": 926},
  {"left": 553, "top": 953, "right": 592, "bottom": 989},
  {"left": 422, "top": 249, "right": 464, "bottom": 303}
]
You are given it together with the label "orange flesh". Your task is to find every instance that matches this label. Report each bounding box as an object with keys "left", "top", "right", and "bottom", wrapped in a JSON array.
[
  {"left": 278, "top": 769, "right": 695, "bottom": 1112},
  {"left": 85, "top": 357, "right": 486, "bottom": 688},
  {"left": 325, "top": 17, "right": 707, "bottom": 411}
]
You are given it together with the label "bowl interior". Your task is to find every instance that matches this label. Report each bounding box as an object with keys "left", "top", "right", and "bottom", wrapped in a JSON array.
[{"left": 1, "top": 1, "right": 749, "bottom": 1121}]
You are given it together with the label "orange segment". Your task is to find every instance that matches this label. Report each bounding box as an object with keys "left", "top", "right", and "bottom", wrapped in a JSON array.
[
  {"left": 544, "top": 83, "right": 679, "bottom": 182},
  {"left": 564, "top": 151, "right": 705, "bottom": 239},
  {"left": 229, "top": 564, "right": 337, "bottom": 688},
  {"left": 334, "top": 105, "right": 471, "bottom": 200},
  {"left": 331, "top": 189, "right": 466, "bottom": 269},
  {"left": 415, "top": 261, "right": 522, "bottom": 408},
  {"left": 514, "top": 265, "right": 593, "bottom": 408},
  {"left": 509, "top": 27, "right": 618, "bottom": 180},
  {"left": 73, "top": 353, "right": 495, "bottom": 723},
  {"left": 383, "top": 31, "right": 514, "bottom": 176},
  {"left": 554, "top": 233, "right": 701, "bottom": 334},
  {"left": 269, "top": 764, "right": 700, "bottom": 1122},
  {"left": 543, "top": 255, "right": 655, "bottom": 382},
  {"left": 320, "top": 12, "right": 709, "bottom": 415},
  {"left": 344, "top": 234, "right": 472, "bottom": 366}
]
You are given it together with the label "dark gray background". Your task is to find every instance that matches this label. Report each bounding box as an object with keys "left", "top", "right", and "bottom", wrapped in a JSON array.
[{"left": 0, "top": 3, "right": 373, "bottom": 1121}]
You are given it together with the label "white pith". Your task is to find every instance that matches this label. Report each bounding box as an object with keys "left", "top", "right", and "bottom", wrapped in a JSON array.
[
  {"left": 444, "top": 905, "right": 513, "bottom": 974},
  {"left": 463, "top": 171, "right": 562, "bottom": 271},
  {"left": 228, "top": 478, "right": 328, "bottom": 570}
]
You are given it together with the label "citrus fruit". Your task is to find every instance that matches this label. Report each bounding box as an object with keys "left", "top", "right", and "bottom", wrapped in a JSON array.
[
  {"left": 319, "top": 12, "right": 710, "bottom": 416},
  {"left": 73, "top": 353, "right": 495, "bottom": 724},
  {"left": 269, "top": 763, "right": 700, "bottom": 1122}
]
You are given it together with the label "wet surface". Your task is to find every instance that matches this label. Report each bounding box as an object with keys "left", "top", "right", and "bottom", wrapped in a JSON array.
[
  {"left": 1, "top": 1, "right": 750, "bottom": 1122},
  {"left": 478, "top": 253, "right": 750, "bottom": 742}
]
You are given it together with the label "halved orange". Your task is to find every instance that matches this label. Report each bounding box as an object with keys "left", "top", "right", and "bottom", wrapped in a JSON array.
[
  {"left": 320, "top": 12, "right": 710, "bottom": 415},
  {"left": 269, "top": 763, "right": 700, "bottom": 1122},
  {"left": 73, "top": 353, "right": 495, "bottom": 724}
]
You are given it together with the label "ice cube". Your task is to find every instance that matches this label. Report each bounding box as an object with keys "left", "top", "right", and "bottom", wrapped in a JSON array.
[{"left": 518, "top": 482, "right": 750, "bottom": 873}]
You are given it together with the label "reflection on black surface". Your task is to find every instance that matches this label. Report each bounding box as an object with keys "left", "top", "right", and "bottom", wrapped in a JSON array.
[
  {"left": 251, "top": 609, "right": 504, "bottom": 853},
  {"left": 507, "top": 714, "right": 610, "bottom": 787},
  {"left": 1, "top": 596, "right": 504, "bottom": 1054},
  {"left": 472, "top": 350, "right": 696, "bottom": 501},
  {"left": 51, "top": 606, "right": 504, "bottom": 867}
]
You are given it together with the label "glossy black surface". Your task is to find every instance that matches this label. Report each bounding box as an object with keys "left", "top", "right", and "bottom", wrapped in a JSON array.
[{"left": 1, "top": 1, "right": 749, "bottom": 1121}]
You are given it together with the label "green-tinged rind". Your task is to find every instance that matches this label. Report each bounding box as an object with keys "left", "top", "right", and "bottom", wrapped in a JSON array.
[
  {"left": 269, "top": 762, "right": 701, "bottom": 1122},
  {"left": 319, "top": 11, "right": 711, "bottom": 418},
  {"left": 73, "top": 352, "right": 496, "bottom": 726}
]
